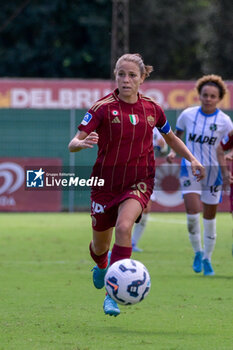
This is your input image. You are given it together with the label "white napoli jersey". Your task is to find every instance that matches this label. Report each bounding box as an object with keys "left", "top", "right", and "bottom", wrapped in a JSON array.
[{"left": 176, "top": 106, "right": 233, "bottom": 185}]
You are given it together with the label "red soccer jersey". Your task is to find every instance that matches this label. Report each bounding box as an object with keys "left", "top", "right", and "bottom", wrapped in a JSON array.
[
  {"left": 78, "top": 89, "right": 169, "bottom": 192},
  {"left": 221, "top": 133, "right": 233, "bottom": 151}
]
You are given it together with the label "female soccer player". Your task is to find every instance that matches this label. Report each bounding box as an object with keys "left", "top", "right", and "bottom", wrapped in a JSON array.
[
  {"left": 69, "top": 53, "right": 205, "bottom": 316},
  {"left": 167, "top": 75, "right": 233, "bottom": 276}
]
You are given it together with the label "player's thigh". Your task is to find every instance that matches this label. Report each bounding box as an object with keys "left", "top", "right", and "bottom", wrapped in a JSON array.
[
  {"left": 115, "top": 199, "right": 142, "bottom": 245},
  {"left": 92, "top": 227, "right": 113, "bottom": 254},
  {"left": 117, "top": 198, "right": 142, "bottom": 227},
  {"left": 183, "top": 192, "right": 201, "bottom": 214}
]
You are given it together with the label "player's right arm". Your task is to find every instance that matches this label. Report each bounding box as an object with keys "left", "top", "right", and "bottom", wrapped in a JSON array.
[
  {"left": 163, "top": 130, "right": 205, "bottom": 181},
  {"left": 166, "top": 129, "right": 184, "bottom": 163},
  {"left": 68, "top": 131, "right": 99, "bottom": 152}
]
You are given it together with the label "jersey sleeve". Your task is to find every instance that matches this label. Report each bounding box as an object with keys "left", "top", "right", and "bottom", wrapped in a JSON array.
[
  {"left": 175, "top": 110, "right": 186, "bottom": 131},
  {"left": 223, "top": 116, "right": 233, "bottom": 136},
  {"left": 221, "top": 133, "right": 233, "bottom": 151},
  {"left": 155, "top": 105, "right": 171, "bottom": 134},
  {"left": 78, "top": 107, "right": 103, "bottom": 134}
]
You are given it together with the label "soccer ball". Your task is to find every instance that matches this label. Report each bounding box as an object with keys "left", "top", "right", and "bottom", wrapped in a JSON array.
[{"left": 104, "top": 259, "right": 151, "bottom": 305}]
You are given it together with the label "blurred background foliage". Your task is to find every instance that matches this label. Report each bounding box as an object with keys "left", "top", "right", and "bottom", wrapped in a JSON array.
[{"left": 0, "top": 0, "right": 232, "bottom": 79}]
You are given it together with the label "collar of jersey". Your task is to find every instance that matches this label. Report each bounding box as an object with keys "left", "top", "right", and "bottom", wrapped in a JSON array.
[
  {"left": 199, "top": 106, "right": 219, "bottom": 117},
  {"left": 113, "top": 88, "right": 141, "bottom": 105}
]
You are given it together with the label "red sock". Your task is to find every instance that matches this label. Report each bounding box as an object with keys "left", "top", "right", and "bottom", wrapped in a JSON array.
[
  {"left": 110, "top": 243, "right": 132, "bottom": 265},
  {"left": 89, "top": 242, "right": 109, "bottom": 269}
]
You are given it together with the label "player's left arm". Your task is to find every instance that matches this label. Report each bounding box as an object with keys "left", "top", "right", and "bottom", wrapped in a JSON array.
[{"left": 163, "top": 130, "right": 205, "bottom": 181}]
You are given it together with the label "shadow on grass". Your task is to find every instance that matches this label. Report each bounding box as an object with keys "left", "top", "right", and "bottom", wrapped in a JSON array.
[
  {"left": 180, "top": 273, "right": 233, "bottom": 280},
  {"left": 205, "top": 275, "right": 233, "bottom": 280},
  {"left": 101, "top": 326, "right": 213, "bottom": 337}
]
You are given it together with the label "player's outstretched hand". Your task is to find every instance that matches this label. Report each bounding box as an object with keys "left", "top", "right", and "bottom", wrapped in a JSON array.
[
  {"left": 79, "top": 132, "right": 99, "bottom": 149},
  {"left": 190, "top": 159, "right": 205, "bottom": 182},
  {"left": 68, "top": 131, "right": 99, "bottom": 152},
  {"left": 166, "top": 150, "right": 176, "bottom": 163}
]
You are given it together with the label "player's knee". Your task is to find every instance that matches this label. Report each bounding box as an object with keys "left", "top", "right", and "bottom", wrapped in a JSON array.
[
  {"left": 115, "top": 220, "right": 132, "bottom": 239},
  {"left": 92, "top": 242, "right": 109, "bottom": 256}
]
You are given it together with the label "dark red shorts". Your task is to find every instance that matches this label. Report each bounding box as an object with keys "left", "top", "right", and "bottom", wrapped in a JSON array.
[{"left": 90, "top": 180, "right": 153, "bottom": 231}]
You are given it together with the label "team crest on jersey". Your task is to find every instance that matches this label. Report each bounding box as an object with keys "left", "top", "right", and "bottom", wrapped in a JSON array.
[
  {"left": 210, "top": 123, "right": 217, "bottom": 131},
  {"left": 129, "top": 114, "right": 139, "bottom": 125},
  {"left": 112, "top": 110, "right": 119, "bottom": 116},
  {"left": 147, "top": 115, "right": 154, "bottom": 127},
  {"left": 81, "top": 112, "right": 92, "bottom": 126}
]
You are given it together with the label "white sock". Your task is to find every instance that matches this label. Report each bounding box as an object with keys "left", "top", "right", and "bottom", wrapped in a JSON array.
[
  {"left": 187, "top": 213, "right": 202, "bottom": 253},
  {"left": 132, "top": 213, "right": 149, "bottom": 246},
  {"left": 203, "top": 218, "right": 216, "bottom": 261}
]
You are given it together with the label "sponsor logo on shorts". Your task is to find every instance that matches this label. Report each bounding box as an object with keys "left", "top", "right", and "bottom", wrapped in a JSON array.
[{"left": 92, "top": 201, "right": 106, "bottom": 213}]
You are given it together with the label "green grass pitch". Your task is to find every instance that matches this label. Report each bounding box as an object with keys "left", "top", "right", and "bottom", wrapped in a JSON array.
[{"left": 0, "top": 212, "right": 232, "bottom": 350}]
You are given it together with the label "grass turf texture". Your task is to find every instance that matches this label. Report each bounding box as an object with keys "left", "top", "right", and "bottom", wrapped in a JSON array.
[{"left": 0, "top": 212, "right": 232, "bottom": 350}]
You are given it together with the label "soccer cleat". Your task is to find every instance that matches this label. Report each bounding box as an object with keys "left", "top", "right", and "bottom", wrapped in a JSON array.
[
  {"left": 92, "top": 251, "right": 111, "bottom": 289},
  {"left": 192, "top": 251, "right": 203, "bottom": 273},
  {"left": 132, "top": 244, "right": 143, "bottom": 252},
  {"left": 203, "top": 258, "right": 215, "bottom": 276},
  {"left": 103, "top": 294, "right": 120, "bottom": 317}
]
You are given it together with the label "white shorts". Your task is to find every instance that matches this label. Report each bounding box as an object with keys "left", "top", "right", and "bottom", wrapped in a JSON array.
[{"left": 180, "top": 175, "right": 222, "bottom": 205}]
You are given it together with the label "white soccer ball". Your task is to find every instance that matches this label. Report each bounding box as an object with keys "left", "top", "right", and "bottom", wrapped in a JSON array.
[{"left": 104, "top": 258, "right": 151, "bottom": 305}]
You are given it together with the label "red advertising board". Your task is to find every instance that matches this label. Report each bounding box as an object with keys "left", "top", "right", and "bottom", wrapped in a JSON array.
[
  {"left": 0, "top": 78, "right": 232, "bottom": 110},
  {"left": 0, "top": 158, "right": 62, "bottom": 212},
  {"left": 151, "top": 158, "right": 231, "bottom": 213}
]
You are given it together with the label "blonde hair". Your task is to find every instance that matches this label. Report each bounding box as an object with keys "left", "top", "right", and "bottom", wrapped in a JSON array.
[
  {"left": 114, "top": 53, "right": 153, "bottom": 79},
  {"left": 196, "top": 74, "right": 227, "bottom": 100}
]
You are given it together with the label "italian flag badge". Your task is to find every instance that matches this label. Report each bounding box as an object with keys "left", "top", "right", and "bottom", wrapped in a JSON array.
[{"left": 129, "top": 114, "right": 139, "bottom": 125}]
